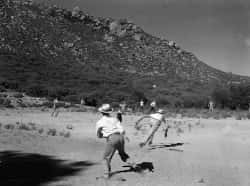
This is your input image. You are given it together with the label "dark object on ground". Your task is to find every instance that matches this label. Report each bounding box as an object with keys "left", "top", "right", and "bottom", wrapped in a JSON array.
[
  {"left": 112, "top": 161, "right": 154, "bottom": 176},
  {"left": 148, "top": 142, "right": 184, "bottom": 150},
  {"left": 198, "top": 178, "right": 205, "bottom": 183}
]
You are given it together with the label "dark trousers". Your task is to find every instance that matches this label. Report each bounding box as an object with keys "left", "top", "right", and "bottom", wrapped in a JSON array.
[{"left": 103, "top": 133, "right": 129, "bottom": 174}]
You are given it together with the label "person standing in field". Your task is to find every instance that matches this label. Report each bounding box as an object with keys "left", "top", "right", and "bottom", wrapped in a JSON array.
[
  {"left": 135, "top": 109, "right": 168, "bottom": 147},
  {"left": 80, "top": 98, "right": 85, "bottom": 105},
  {"left": 96, "top": 104, "right": 135, "bottom": 178},
  {"left": 150, "top": 100, "right": 156, "bottom": 113},
  {"left": 139, "top": 99, "right": 144, "bottom": 112},
  {"left": 51, "top": 97, "right": 59, "bottom": 117},
  {"left": 80, "top": 98, "right": 85, "bottom": 109},
  {"left": 208, "top": 100, "right": 214, "bottom": 112}
]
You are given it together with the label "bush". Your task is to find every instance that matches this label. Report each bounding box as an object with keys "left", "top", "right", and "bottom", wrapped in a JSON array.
[
  {"left": 246, "top": 113, "right": 250, "bottom": 119},
  {"left": 235, "top": 113, "right": 242, "bottom": 120},
  {"left": 63, "top": 95, "right": 79, "bottom": 103},
  {"left": 26, "top": 85, "right": 48, "bottom": 97},
  {"left": 182, "top": 96, "right": 195, "bottom": 108},
  {"left": 18, "top": 123, "right": 31, "bottom": 131},
  {"left": 28, "top": 122, "right": 37, "bottom": 130},
  {"left": 47, "top": 128, "right": 57, "bottom": 136},
  {"left": 4, "top": 124, "right": 15, "bottom": 130},
  {"left": 48, "top": 88, "right": 71, "bottom": 100},
  {"left": 0, "top": 85, "right": 5, "bottom": 92},
  {"left": 212, "top": 87, "right": 230, "bottom": 109},
  {"left": 38, "top": 128, "right": 44, "bottom": 134},
  {"left": 59, "top": 131, "right": 71, "bottom": 138},
  {"left": 12, "top": 92, "right": 24, "bottom": 98},
  {"left": 155, "top": 95, "right": 171, "bottom": 107},
  {"left": 0, "top": 98, "right": 12, "bottom": 107}
]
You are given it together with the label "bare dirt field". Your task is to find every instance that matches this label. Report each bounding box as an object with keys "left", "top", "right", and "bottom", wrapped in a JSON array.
[{"left": 0, "top": 109, "right": 250, "bottom": 186}]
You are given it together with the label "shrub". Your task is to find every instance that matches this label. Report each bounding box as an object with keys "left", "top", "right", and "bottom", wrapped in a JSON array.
[
  {"left": 38, "top": 128, "right": 44, "bottom": 134},
  {"left": 66, "top": 124, "right": 73, "bottom": 130},
  {"left": 59, "top": 131, "right": 71, "bottom": 138},
  {"left": 63, "top": 131, "right": 71, "bottom": 138},
  {"left": 47, "top": 128, "right": 57, "bottom": 136},
  {"left": 246, "top": 113, "right": 250, "bottom": 119},
  {"left": 182, "top": 96, "right": 195, "bottom": 108},
  {"left": 18, "top": 123, "right": 31, "bottom": 131},
  {"left": 48, "top": 88, "right": 71, "bottom": 100},
  {"left": 155, "top": 95, "right": 171, "bottom": 107},
  {"left": 28, "top": 122, "right": 37, "bottom": 130},
  {"left": 63, "top": 95, "right": 79, "bottom": 103},
  {"left": 235, "top": 114, "right": 242, "bottom": 120},
  {"left": 26, "top": 85, "right": 48, "bottom": 97},
  {"left": 4, "top": 124, "right": 15, "bottom": 130},
  {"left": 12, "top": 93, "right": 24, "bottom": 98},
  {"left": 212, "top": 87, "right": 230, "bottom": 109},
  {"left": 0, "top": 98, "right": 12, "bottom": 107},
  {"left": 0, "top": 85, "right": 5, "bottom": 92}
]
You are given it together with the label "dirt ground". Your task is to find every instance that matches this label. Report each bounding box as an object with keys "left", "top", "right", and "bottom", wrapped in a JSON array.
[{"left": 0, "top": 109, "right": 250, "bottom": 186}]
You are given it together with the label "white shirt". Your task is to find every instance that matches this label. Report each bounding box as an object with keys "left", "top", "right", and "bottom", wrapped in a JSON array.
[
  {"left": 150, "top": 101, "right": 156, "bottom": 107},
  {"left": 96, "top": 116, "right": 124, "bottom": 138},
  {"left": 150, "top": 113, "right": 164, "bottom": 125}
]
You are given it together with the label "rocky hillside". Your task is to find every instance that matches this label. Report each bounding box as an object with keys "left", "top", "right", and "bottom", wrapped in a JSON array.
[{"left": 0, "top": 0, "right": 249, "bottom": 107}]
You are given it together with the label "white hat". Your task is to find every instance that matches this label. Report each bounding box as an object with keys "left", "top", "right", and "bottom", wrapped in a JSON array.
[
  {"left": 156, "top": 109, "right": 164, "bottom": 114},
  {"left": 98, "top": 104, "right": 113, "bottom": 114}
]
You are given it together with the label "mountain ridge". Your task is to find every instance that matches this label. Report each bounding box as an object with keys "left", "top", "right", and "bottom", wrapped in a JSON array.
[{"left": 0, "top": 0, "right": 249, "bottom": 107}]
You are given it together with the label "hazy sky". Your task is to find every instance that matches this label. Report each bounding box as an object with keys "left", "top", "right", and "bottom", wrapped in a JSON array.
[{"left": 37, "top": 0, "right": 250, "bottom": 76}]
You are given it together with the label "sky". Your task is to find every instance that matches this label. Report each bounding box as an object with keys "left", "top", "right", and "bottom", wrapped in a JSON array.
[{"left": 37, "top": 0, "right": 250, "bottom": 76}]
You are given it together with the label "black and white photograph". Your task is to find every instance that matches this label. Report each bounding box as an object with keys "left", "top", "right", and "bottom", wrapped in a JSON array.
[{"left": 0, "top": 0, "right": 250, "bottom": 185}]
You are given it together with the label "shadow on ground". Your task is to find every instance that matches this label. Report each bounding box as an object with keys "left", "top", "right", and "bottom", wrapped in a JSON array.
[
  {"left": 0, "top": 151, "right": 95, "bottom": 186},
  {"left": 110, "top": 161, "right": 154, "bottom": 177},
  {"left": 148, "top": 142, "right": 185, "bottom": 151}
]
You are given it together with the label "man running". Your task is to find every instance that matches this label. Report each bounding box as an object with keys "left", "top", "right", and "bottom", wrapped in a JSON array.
[
  {"left": 135, "top": 109, "right": 168, "bottom": 147},
  {"left": 96, "top": 104, "right": 135, "bottom": 178}
]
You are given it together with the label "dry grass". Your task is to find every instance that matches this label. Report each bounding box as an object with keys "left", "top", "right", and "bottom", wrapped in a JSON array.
[{"left": 0, "top": 108, "right": 250, "bottom": 186}]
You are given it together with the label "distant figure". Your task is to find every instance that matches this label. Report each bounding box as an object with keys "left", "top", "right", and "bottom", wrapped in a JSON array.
[
  {"left": 96, "top": 104, "right": 135, "bottom": 178},
  {"left": 150, "top": 100, "right": 156, "bottom": 113},
  {"left": 51, "top": 98, "right": 59, "bottom": 117},
  {"left": 208, "top": 100, "right": 214, "bottom": 112},
  {"left": 80, "top": 98, "right": 85, "bottom": 105},
  {"left": 80, "top": 98, "right": 85, "bottom": 109},
  {"left": 139, "top": 100, "right": 144, "bottom": 112},
  {"left": 135, "top": 109, "right": 168, "bottom": 147}
]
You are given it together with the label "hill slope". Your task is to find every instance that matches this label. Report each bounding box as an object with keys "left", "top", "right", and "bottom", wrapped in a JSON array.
[{"left": 0, "top": 0, "right": 249, "bottom": 107}]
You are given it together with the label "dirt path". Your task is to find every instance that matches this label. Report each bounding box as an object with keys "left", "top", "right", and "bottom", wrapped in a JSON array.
[{"left": 0, "top": 109, "right": 250, "bottom": 186}]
